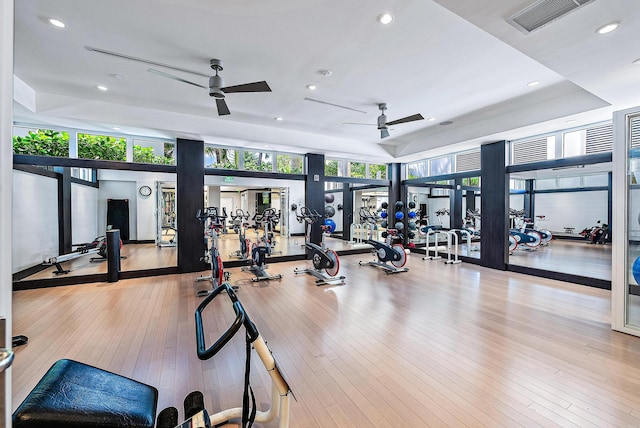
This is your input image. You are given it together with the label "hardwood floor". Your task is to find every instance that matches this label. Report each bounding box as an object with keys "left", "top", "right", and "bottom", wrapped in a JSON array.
[{"left": 11, "top": 254, "right": 640, "bottom": 427}]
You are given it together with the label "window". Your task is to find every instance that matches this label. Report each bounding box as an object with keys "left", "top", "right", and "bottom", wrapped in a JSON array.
[
  {"left": 276, "top": 154, "right": 304, "bottom": 174},
  {"left": 509, "top": 178, "right": 526, "bottom": 191},
  {"left": 430, "top": 156, "right": 452, "bottom": 176},
  {"left": 462, "top": 177, "right": 480, "bottom": 187},
  {"left": 243, "top": 151, "right": 273, "bottom": 172},
  {"left": 563, "top": 130, "right": 586, "bottom": 157},
  {"left": 205, "top": 146, "right": 238, "bottom": 169},
  {"left": 369, "top": 163, "right": 387, "bottom": 179},
  {"left": 70, "top": 167, "right": 94, "bottom": 182},
  {"left": 77, "top": 133, "right": 126, "bottom": 161},
  {"left": 325, "top": 159, "right": 339, "bottom": 176},
  {"left": 348, "top": 162, "right": 366, "bottom": 178},
  {"left": 407, "top": 161, "right": 427, "bottom": 179},
  {"left": 12, "top": 128, "right": 70, "bottom": 157},
  {"left": 133, "top": 139, "right": 175, "bottom": 165},
  {"left": 583, "top": 173, "right": 608, "bottom": 187}
]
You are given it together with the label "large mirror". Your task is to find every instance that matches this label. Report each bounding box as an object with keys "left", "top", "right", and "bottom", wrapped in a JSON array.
[
  {"left": 508, "top": 165, "right": 612, "bottom": 281},
  {"left": 12, "top": 166, "right": 179, "bottom": 283}
]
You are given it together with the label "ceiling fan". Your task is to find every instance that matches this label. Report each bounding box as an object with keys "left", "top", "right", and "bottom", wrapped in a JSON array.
[
  {"left": 86, "top": 47, "right": 271, "bottom": 116},
  {"left": 344, "top": 103, "right": 424, "bottom": 139}
]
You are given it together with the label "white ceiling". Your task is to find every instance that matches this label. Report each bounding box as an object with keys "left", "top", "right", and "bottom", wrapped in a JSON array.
[{"left": 12, "top": 0, "right": 640, "bottom": 163}]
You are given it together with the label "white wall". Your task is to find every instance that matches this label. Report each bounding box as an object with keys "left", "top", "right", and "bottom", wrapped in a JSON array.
[
  {"left": 535, "top": 190, "right": 608, "bottom": 233},
  {"left": 12, "top": 171, "right": 59, "bottom": 272},
  {"left": 71, "top": 183, "right": 99, "bottom": 243}
]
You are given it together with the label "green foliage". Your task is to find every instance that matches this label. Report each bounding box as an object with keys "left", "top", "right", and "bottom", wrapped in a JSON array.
[
  {"left": 463, "top": 177, "right": 480, "bottom": 187},
  {"left": 244, "top": 151, "right": 272, "bottom": 172},
  {"left": 369, "top": 163, "right": 387, "bottom": 179},
  {"left": 133, "top": 144, "right": 175, "bottom": 165},
  {"left": 77, "top": 133, "right": 126, "bottom": 161},
  {"left": 277, "top": 154, "right": 303, "bottom": 174},
  {"left": 349, "top": 162, "right": 366, "bottom": 178},
  {"left": 325, "top": 159, "right": 338, "bottom": 176},
  {"left": 206, "top": 147, "right": 238, "bottom": 169},
  {"left": 12, "top": 129, "right": 70, "bottom": 157}
]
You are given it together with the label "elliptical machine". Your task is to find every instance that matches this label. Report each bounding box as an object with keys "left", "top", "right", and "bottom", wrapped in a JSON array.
[
  {"left": 241, "top": 210, "right": 283, "bottom": 282},
  {"left": 228, "top": 209, "right": 251, "bottom": 260},
  {"left": 358, "top": 207, "right": 409, "bottom": 274},
  {"left": 195, "top": 207, "right": 231, "bottom": 296},
  {"left": 293, "top": 206, "right": 345, "bottom": 286}
]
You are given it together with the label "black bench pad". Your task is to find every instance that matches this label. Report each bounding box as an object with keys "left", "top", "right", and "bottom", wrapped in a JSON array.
[{"left": 13, "top": 359, "right": 158, "bottom": 428}]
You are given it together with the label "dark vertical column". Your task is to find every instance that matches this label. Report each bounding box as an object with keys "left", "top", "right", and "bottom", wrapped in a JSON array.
[
  {"left": 452, "top": 178, "right": 463, "bottom": 230},
  {"left": 106, "top": 229, "right": 121, "bottom": 283},
  {"left": 177, "top": 138, "right": 205, "bottom": 273},
  {"left": 306, "top": 153, "right": 325, "bottom": 246},
  {"left": 342, "top": 185, "right": 352, "bottom": 241},
  {"left": 608, "top": 171, "right": 612, "bottom": 241},
  {"left": 388, "top": 163, "right": 402, "bottom": 205},
  {"left": 480, "top": 141, "right": 509, "bottom": 270},
  {"left": 466, "top": 191, "right": 475, "bottom": 212},
  {"left": 58, "top": 167, "right": 72, "bottom": 255},
  {"left": 523, "top": 179, "right": 534, "bottom": 221}
]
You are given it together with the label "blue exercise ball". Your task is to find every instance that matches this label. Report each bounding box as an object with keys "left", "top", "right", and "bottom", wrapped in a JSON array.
[
  {"left": 324, "top": 219, "right": 336, "bottom": 233},
  {"left": 380, "top": 211, "right": 388, "bottom": 219},
  {"left": 633, "top": 257, "right": 640, "bottom": 284},
  {"left": 395, "top": 211, "right": 404, "bottom": 220},
  {"left": 408, "top": 211, "right": 417, "bottom": 219}
]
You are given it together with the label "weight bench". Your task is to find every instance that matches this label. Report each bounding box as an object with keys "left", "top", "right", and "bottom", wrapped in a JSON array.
[{"left": 13, "top": 359, "right": 158, "bottom": 428}]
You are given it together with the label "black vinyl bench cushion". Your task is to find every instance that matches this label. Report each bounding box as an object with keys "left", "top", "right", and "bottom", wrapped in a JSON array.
[{"left": 13, "top": 359, "right": 158, "bottom": 428}]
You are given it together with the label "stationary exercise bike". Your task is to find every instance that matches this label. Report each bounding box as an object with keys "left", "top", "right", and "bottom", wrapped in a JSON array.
[
  {"left": 195, "top": 207, "right": 231, "bottom": 296},
  {"left": 229, "top": 209, "right": 251, "bottom": 260},
  {"left": 358, "top": 207, "right": 409, "bottom": 274},
  {"left": 509, "top": 209, "right": 541, "bottom": 249},
  {"left": 293, "top": 206, "right": 345, "bottom": 286},
  {"left": 241, "top": 211, "right": 283, "bottom": 282}
]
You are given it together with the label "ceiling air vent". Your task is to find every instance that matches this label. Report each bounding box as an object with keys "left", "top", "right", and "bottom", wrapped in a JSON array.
[{"left": 507, "top": 0, "right": 596, "bottom": 34}]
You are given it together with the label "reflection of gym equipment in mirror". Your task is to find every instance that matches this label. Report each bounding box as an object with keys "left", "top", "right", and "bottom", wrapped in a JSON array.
[
  {"left": 358, "top": 205, "right": 408, "bottom": 274},
  {"left": 43, "top": 236, "right": 107, "bottom": 274},
  {"left": 228, "top": 209, "right": 252, "bottom": 260},
  {"left": 293, "top": 206, "right": 345, "bottom": 286},
  {"left": 195, "top": 207, "right": 232, "bottom": 296},
  {"left": 156, "top": 182, "right": 177, "bottom": 247},
  {"left": 241, "top": 208, "right": 284, "bottom": 282}
]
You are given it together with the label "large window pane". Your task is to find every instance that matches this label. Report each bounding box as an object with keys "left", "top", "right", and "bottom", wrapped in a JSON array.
[
  {"left": 430, "top": 156, "right": 452, "bottom": 176},
  {"left": 348, "top": 161, "right": 366, "bottom": 178},
  {"left": 133, "top": 139, "right": 175, "bottom": 165},
  {"left": 325, "top": 159, "right": 339, "bottom": 176},
  {"left": 205, "top": 146, "right": 238, "bottom": 169},
  {"left": 276, "top": 154, "right": 304, "bottom": 174},
  {"left": 563, "top": 130, "right": 585, "bottom": 157},
  {"left": 243, "top": 151, "right": 273, "bottom": 172},
  {"left": 369, "top": 163, "right": 387, "bottom": 179},
  {"left": 77, "top": 133, "right": 126, "bottom": 161},
  {"left": 407, "top": 161, "right": 426, "bottom": 179},
  {"left": 12, "top": 128, "right": 70, "bottom": 157}
]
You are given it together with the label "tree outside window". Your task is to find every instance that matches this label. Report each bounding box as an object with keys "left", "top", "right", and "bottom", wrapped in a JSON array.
[
  {"left": 12, "top": 129, "right": 70, "bottom": 157},
  {"left": 77, "top": 133, "right": 126, "bottom": 161}
]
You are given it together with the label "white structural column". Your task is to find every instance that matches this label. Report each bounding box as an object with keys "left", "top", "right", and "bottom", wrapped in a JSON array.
[{"left": 0, "top": 0, "right": 13, "bottom": 425}]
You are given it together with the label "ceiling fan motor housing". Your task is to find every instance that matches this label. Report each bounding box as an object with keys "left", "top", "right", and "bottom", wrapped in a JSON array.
[
  {"left": 209, "top": 74, "right": 225, "bottom": 98},
  {"left": 377, "top": 114, "right": 387, "bottom": 129}
]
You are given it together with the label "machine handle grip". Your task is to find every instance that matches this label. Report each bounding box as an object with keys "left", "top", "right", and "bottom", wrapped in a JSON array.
[{"left": 195, "top": 284, "right": 244, "bottom": 360}]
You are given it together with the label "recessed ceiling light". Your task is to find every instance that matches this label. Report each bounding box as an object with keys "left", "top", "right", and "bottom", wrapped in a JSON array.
[
  {"left": 112, "top": 127, "right": 121, "bottom": 130},
  {"left": 318, "top": 70, "right": 332, "bottom": 77},
  {"left": 377, "top": 13, "right": 393, "bottom": 25},
  {"left": 96, "top": 85, "right": 108, "bottom": 91},
  {"left": 597, "top": 22, "right": 619, "bottom": 34},
  {"left": 306, "top": 85, "right": 317, "bottom": 90},
  {"left": 527, "top": 81, "right": 540, "bottom": 87},
  {"left": 428, "top": 117, "right": 436, "bottom": 121},
  {"left": 275, "top": 117, "right": 283, "bottom": 121},
  {"left": 565, "top": 120, "right": 576, "bottom": 124},
  {"left": 264, "top": 145, "right": 270, "bottom": 148},
  {"left": 48, "top": 18, "right": 66, "bottom": 28}
]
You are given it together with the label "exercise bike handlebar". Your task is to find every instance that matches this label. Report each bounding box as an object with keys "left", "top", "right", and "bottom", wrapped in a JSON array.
[{"left": 195, "top": 283, "right": 259, "bottom": 361}]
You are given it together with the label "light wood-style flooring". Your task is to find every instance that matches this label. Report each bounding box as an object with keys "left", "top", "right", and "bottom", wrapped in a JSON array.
[{"left": 12, "top": 254, "right": 640, "bottom": 427}]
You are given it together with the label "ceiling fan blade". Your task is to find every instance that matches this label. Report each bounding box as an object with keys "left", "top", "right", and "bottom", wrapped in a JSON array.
[
  {"left": 216, "top": 98, "right": 231, "bottom": 116},
  {"left": 148, "top": 69, "right": 208, "bottom": 89},
  {"left": 304, "top": 98, "right": 367, "bottom": 114},
  {"left": 342, "top": 122, "right": 376, "bottom": 126},
  {"left": 86, "top": 46, "right": 209, "bottom": 77},
  {"left": 222, "top": 81, "right": 271, "bottom": 93},
  {"left": 381, "top": 128, "right": 390, "bottom": 139},
  {"left": 386, "top": 113, "right": 425, "bottom": 126}
]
